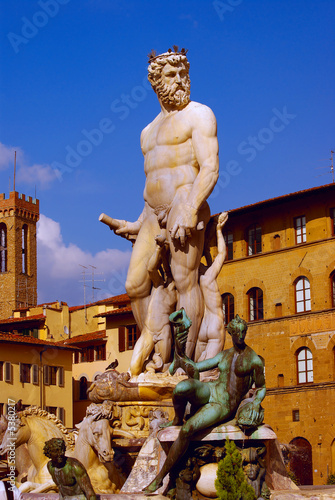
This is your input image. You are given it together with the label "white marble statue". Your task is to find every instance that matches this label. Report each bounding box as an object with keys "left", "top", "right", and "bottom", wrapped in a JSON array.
[{"left": 101, "top": 47, "right": 224, "bottom": 373}]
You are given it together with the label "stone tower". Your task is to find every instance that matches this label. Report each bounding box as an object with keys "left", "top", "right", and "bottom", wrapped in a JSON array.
[{"left": 0, "top": 191, "right": 39, "bottom": 319}]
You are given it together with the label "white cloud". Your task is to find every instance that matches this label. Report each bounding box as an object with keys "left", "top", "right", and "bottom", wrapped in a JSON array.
[
  {"left": 0, "top": 142, "right": 59, "bottom": 189},
  {"left": 17, "top": 163, "right": 59, "bottom": 189},
  {"left": 37, "top": 214, "right": 131, "bottom": 305},
  {"left": 0, "top": 143, "right": 22, "bottom": 170}
]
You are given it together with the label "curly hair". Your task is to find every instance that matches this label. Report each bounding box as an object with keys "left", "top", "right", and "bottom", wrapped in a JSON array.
[
  {"left": 43, "top": 437, "right": 66, "bottom": 458},
  {"left": 226, "top": 314, "right": 248, "bottom": 336},
  {"left": 148, "top": 52, "right": 190, "bottom": 90}
]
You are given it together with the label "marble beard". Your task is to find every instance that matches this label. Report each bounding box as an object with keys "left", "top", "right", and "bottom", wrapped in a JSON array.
[{"left": 100, "top": 47, "right": 226, "bottom": 376}]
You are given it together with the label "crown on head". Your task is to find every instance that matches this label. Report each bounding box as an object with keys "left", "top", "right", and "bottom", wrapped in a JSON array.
[{"left": 148, "top": 45, "right": 188, "bottom": 63}]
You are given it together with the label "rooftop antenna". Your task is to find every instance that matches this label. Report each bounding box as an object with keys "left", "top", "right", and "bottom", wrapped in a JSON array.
[
  {"left": 79, "top": 264, "right": 88, "bottom": 323},
  {"left": 315, "top": 150, "right": 335, "bottom": 183},
  {"left": 13, "top": 151, "right": 16, "bottom": 192},
  {"left": 88, "top": 264, "right": 104, "bottom": 302}
]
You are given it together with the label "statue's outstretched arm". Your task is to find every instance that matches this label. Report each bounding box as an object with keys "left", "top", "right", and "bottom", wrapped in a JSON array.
[{"left": 99, "top": 203, "right": 150, "bottom": 241}]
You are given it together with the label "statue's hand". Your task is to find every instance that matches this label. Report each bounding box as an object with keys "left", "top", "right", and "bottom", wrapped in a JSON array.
[
  {"left": 170, "top": 204, "right": 198, "bottom": 246},
  {"left": 217, "top": 211, "right": 228, "bottom": 230},
  {"left": 115, "top": 220, "right": 141, "bottom": 238},
  {"left": 236, "top": 398, "right": 264, "bottom": 430}
]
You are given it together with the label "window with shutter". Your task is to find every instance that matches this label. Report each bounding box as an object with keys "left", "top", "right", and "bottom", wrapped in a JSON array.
[
  {"left": 58, "top": 367, "right": 64, "bottom": 387},
  {"left": 118, "top": 326, "right": 125, "bottom": 352},
  {"left": 49, "top": 366, "right": 58, "bottom": 385},
  {"left": 32, "top": 364, "right": 39, "bottom": 385},
  {"left": 4, "top": 362, "right": 12, "bottom": 383},
  {"left": 43, "top": 365, "right": 50, "bottom": 385},
  {"left": 58, "top": 407, "right": 65, "bottom": 423},
  {"left": 20, "top": 363, "right": 31, "bottom": 383}
]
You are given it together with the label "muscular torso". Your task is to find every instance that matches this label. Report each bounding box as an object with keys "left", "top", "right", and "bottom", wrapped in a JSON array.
[
  {"left": 209, "top": 347, "right": 257, "bottom": 411},
  {"left": 49, "top": 459, "right": 84, "bottom": 496},
  {"left": 142, "top": 102, "right": 201, "bottom": 208}
]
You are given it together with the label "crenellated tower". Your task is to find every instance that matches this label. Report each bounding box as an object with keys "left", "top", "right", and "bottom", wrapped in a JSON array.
[{"left": 0, "top": 191, "right": 39, "bottom": 319}]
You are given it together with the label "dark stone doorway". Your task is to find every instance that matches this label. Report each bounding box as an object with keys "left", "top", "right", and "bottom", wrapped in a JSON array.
[{"left": 289, "top": 437, "right": 313, "bottom": 485}]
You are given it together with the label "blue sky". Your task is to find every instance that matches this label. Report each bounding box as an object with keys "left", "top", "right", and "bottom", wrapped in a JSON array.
[{"left": 0, "top": 0, "right": 334, "bottom": 306}]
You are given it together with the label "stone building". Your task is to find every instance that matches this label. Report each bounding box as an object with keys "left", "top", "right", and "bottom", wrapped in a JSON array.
[
  {"left": 0, "top": 191, "right": 39, "bottom": 319},
  {"left": 216, "top": 182, "right": 335, "bottom": 485},
  {"left": 1, "top": 182, "right": 334, "bottom": 483}
]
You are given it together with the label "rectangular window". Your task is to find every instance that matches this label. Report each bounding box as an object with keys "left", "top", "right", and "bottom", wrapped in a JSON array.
[
  {"left": 45, "top": 406, "right": 57, "bottom": 416},
  {"left": 43, "top": 365, "right": 50, "bottom": 385},
  {"left": 96, "top": 344, "right": 106, "bottom": 361},
  {"left": 295, "top": 216, "right": 306, "bottom": 244},
  {"left": 32, "top": 364, "right": 39, "bottom": 385},
  {"left": 22, "top": 225, "right": 28, "bottom": 274},
  {"left": 58, "top": 407, "right": 65, "bottom": 424},
  {"left": 248, "top": 225, "right": 262, "bottom": 255},
  {"left": 0, "top": 361, "right": 3, "bottom": 381},
  {"left": 127, "top": 325, "right": 140, "bottom": 350},
  {"left": 20, "top": 363, "right": 31, "bottom": 383},
  {"left": 58, "top": 367, "right": 64, "bottom": 387},
  {"left": 4, "top": 362, "right": 12, "bottom": 383},
  {"left": 49, "top": 366, "right": 58, "bottom": 385},
  {"left": 331, "top": 208, "right": 335, "bottom": 236},
  {"left": 81, "top": 349, "right": 87, "bottom": 362},
  {"left": 118, "top": 326, "right": 125, "bottom": 352},
  {"left": 292, "top": 409, "right": 300, "bottom": 422},
  {"left": 87, "top": 347, "right": 95, "bottom": 362},
  {"left": 73, "top": 352, "right": 79, "bottom": 364},
  {"left": 223, "top": 231, "right": 233, "bottom": 261}
]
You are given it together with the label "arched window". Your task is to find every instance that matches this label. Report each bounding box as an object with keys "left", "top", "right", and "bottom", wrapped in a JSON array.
[
  {"left": 79, "top": 376, "right": 88, "bottom": 400},
  {"left": 331, "top": 272, "right": 335, "bottom": 308},
  {"left": 222, "top": 293, "right": 234, "bottom": 324},
  {"left": 295, "top": 277, "right": 311, "bottom": 313},
  {"left": 248, "top": 287, "right": 263, "bottom": 321},
  {"left": 223, "top": 231, "right": 233, "bottom": 261},
  {"left": 0, "top": 223, "right": 7, "bottom": 272},
  {"left": 297, "top": 348, "right": 313, "bottom": 384},
  {"left": 247, "top": 224, "right": 262, "bottom": 255},
  {"left": 22, "top": 224, "right": 28, "bottom": 274}
]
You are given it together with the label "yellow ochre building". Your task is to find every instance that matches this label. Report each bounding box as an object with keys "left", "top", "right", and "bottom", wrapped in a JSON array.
[{"left": 0, "top": 184, "right": 334, "bottom": 485}]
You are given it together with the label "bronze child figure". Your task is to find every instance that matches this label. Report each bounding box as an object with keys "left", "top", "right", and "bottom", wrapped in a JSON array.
[{"left": 43, "top": 438, "right": 96, "bottom": 500}]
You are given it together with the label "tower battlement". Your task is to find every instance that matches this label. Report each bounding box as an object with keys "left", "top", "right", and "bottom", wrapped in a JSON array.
[
  {"left": 0, "top": 191, "right": 39, "bottom": 319},
  {"left": 0, "top": 191, "right": 39, "bottom": 221}
]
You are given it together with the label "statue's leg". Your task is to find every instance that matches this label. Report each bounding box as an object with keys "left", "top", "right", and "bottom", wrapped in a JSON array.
[
  {"left": 125, "top": 215, "right": 160, "bottom": 330},
  {"left": 129, "top": 329, "right": 154, "bottom": 376},
  {"left": 167, "top": 200, "right": 210, "bottom": 359},
  {"left": 144, "top": 396, "right": 223, "bottom": 493}
]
